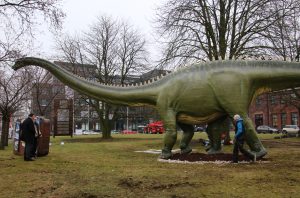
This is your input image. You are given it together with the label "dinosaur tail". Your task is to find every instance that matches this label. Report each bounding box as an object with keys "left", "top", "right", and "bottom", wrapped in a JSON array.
[{"left": 13, "top": 57, "right": 158, "bottom": 106}]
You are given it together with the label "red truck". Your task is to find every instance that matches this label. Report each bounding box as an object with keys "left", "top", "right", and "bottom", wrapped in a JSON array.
[{"left": 144, "top": 121, "right": 165, "bottom": 134}]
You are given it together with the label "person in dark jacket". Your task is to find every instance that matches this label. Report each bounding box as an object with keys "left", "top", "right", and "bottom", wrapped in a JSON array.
[
  {"left": 32, "top": 116, "right": 42, "bottom": 158},
  {"left": 22, "top": 113, "right": 37, "bottom": 161}
]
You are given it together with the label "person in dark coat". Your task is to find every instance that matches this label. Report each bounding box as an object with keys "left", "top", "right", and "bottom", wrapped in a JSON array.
[
  {"left": 22, "top": 113, "right": 37, "bottom": 161},
  {"left": 32, "top": 116, "right": 41, "bottom": 158}
]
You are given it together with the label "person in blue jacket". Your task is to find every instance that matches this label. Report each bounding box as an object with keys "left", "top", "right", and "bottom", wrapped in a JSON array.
[{"left": 232, "top": 114, "right": 245, "bottom": 163}]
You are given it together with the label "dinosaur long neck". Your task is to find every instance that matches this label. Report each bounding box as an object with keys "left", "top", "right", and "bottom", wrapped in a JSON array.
[
  {"left": 14, "top": 57, "right": 159, "bottom": 106},
  {"left": 248, "top": 61, "right": 300, "bottom": 96}
]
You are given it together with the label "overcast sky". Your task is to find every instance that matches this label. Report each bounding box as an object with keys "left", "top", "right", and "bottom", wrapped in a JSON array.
[{"left": 36, "top": 0, "right": 163, "bottom": 61}]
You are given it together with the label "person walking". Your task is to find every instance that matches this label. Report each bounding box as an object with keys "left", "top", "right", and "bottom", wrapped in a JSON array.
[
  {"left": 21, "top": 113, "right": 37, "bottom": 161},
  {"left": 232, "top": 114, "right": 245, "bottom": 163}
]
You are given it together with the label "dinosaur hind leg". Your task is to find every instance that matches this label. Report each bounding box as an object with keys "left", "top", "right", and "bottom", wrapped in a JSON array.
[
  {"left": 240, "top": 116, "right": 267, "bottom": 159},
  {"left": 206, "top": 116, "right": 230, "bottom": 154},
  {"left": 177, "top": 122, "right": 194, "bottom": 154}
]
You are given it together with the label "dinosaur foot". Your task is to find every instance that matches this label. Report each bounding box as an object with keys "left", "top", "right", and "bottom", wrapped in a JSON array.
[
  {"left": 206, "top": 147, "right": 223, "bottom": 154},
  {"left": 180, "top": 146, "right": 192, "bottom": 155},
  {"left": 159, "top": 149, "right": 172, "bottom": 159},
  {"left": 239, "top": 145, "right": 267, "bottom": 161},
  {"left": 249, "top": 149, "right": 268, "bottom": 160}
]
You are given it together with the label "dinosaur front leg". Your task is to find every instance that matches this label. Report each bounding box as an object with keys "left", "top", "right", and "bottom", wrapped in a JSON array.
[
  {"left": 177, "top": 122, "right": 194, "bottom": 154},
  {"left": 206, "top": 116, "right": 229, "bottom": 154},
  {"left": 242, "top": 116, "right": 267, "bottom": 159},
  {"left": 160, "top": 109, "right": 177, "bottom": 159}
]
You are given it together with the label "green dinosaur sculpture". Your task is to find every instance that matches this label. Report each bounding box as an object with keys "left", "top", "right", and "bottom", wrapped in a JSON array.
[{"left": 14, "top": 57, "right": 300, "bottom": 159}]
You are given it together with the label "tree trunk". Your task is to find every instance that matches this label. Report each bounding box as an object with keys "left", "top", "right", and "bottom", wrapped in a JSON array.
[
  {"left": 0, "top": 135, "right": 4, "bottom": 150},
  {"left": 1, "top": 114, "right": 10, "bottom": 147},
  {"left": 0, "top": 116, "right": 9, "bottom": 149},
  {"left": 95, "top": 103, "right": 113, "bottom": 139},
  {"left": 100, "top": 118, "right": 112, "bottom": 139}
]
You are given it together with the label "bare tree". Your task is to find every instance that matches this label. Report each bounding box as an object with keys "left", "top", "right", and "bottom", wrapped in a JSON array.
[
  {"left": 0, "top": 0, "right": 64, "bottom": 148},
  {"left": 156, "top": 0, "right": 300, "bottom": 67},
  {"left": 56, "top": 16, "right": 149, "bottom": 139},
  {"left": 262, "top": 0, "right": 300, "bottom": 61},
  {"left": 0, "top": 0, "right": 65, "bottom": 64},
  {"left": 84, "top": 16, "right": 120, "bottom": 83},
  {"left": 31, "top": 68, "right": 63, "bottom": 117},
  {"left": 0, "top": 0, "right": 64, "bottom": 33},
  {"left": 85, "top": 16, "right": 149, "bottom": 139},
  {"left": 56, "top": 34, "right": 86, "bottom": 68},
  {"left": 117, "top": 22, "right": 149, "bottom": 83},
  {"left": 0, "top": 67, "right": 32, "bottom": 149}
]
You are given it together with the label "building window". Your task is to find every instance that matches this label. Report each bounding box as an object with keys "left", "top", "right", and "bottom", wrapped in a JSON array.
[
  {"left": 255, "top": 97, "right": 261, "bottom": 106},
  {"left": 272, "top": 114, "right": 278, "bottom": 128},
  {"left": 291, "top": 112, "right": 298, "bottom": 125},
  {"left": 280, "top": 95, "right": 286, "bottom": 104},
  {"left": 281, "top": 113, "right": 287, "bottom": 127},
  {"left": 270, "top": 95, "right": 276, "bottom": 105},
  {"left": 254, "top": 114, "right": 263, "bottom": 127}
]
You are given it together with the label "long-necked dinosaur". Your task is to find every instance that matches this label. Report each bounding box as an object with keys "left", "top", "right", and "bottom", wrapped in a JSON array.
[{"left": 14, "top": 57, "right": 300, "bottom": 159}]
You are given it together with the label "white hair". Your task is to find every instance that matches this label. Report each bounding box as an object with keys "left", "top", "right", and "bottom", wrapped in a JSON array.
[{"left": 233, "top": 114, "right": 240, "bottom": 121}]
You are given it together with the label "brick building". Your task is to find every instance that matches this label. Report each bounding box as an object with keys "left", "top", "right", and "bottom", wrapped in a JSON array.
[{"left": 249, "top": 90, "right": 299, "bottom": 129}]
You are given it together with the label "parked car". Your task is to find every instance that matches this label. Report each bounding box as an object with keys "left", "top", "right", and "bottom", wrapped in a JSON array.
[
  {"left": 121, "top": 130, "right": 137, "bottom": 134},
  {"left": 82, "top": 130, "right": 100, "bottom": 135},
  {"left": 282, "top": 125, "right": 300, "bottom": 136},
  {"left": 82, "top": 130, "right": 94, "bottom": 135},
  {"left": 256, "top": 125, "right": 279, "bottom": 134},
  {"left": 144, "top": 121, "right": 165, "bottom": 134},
  {"left": 111, "top": 130, "right": 120, "bottom": 134},
  {"left": 75, "top": 129, "right": 83, "bottom": 135}
]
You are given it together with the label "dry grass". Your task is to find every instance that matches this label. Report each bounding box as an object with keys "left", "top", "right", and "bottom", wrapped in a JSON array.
[{"left": 0, "top": 132, "right": 299, "bottom": 198}]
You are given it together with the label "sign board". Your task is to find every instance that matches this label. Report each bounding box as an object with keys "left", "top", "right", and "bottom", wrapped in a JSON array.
[
  {"left": 13, "top": 121, "right": 24, "bottom": 155},
  {"left": 53, "top": 99, "right": 74, "bottom": 137}
]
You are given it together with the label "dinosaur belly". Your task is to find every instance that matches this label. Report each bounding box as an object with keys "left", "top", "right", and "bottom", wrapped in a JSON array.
[{"left": 177, "top": 112, "right": 225, "bottom": 125}]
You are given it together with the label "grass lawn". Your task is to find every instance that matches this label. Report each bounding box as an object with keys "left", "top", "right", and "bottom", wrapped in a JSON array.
[{"left": 0, "top": 132, "right": 299, "bottom": 198}]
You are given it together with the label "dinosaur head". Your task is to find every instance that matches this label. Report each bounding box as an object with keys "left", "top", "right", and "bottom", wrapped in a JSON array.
[{"left": 12, "top": 57, "right": 33, "bottom": 70}]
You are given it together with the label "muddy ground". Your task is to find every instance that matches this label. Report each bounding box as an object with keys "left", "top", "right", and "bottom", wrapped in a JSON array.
[{"left": 168, "top": 138, "right": 300, "bottom": 162}]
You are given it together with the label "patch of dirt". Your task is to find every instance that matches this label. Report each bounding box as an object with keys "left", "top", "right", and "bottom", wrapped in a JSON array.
[
  {"left": 118, "top": 177, "right": 142, "bottom": 188},
  {"left": 151, "top": 181, "right": 194, "bottom": 190},
  {"left": 169, "top": 153, "right": 266, "bottom": 162},
  {"left": 167, "top": 139, "right": 300, "bottom": 163},
  {"left": 79, "top": 192, "right": 98, "bottom": 198},
  {"left": 118, "top": 177, "right": 196, "bottom": 192}
]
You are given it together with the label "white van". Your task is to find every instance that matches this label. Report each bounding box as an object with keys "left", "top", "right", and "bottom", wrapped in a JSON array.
[{"left": 282, "top": 125, "right": 300, "bottom": 137}]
